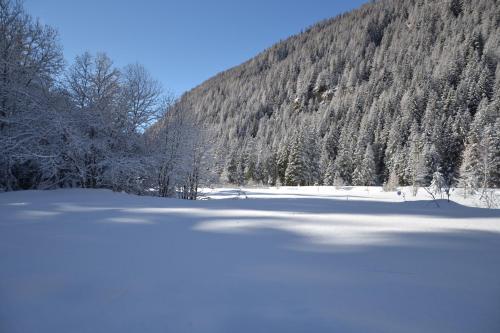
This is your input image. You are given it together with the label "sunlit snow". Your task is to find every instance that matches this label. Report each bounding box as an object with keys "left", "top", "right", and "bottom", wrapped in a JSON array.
[{"left": 1, "top": 187, "right": 499, "bottom": 333}]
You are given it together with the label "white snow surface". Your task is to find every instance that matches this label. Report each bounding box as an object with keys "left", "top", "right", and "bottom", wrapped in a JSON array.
[{"left": 1, "top": 187, "right": 500, "bottom": 333}]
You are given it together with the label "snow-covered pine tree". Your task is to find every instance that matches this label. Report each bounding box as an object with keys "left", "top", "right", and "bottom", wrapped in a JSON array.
[
  {"left": 225, "top": 150, "right": 240, "bottom": 185},
  {"left": 304, "top": 125, "right": 321, "bottom": 185},
  {"left": 353, "top": 145, "right": 376, "bottom": 186},
  {"left": 265, "top": 151, "right": 278, "bottom": 186},
  {"left": 459, "top": 99, "right": 494, "bottom": 196},
  {"left": 285, "top": 133, "right": 307, "bottom": 186},
  {"left": 277, "top": 140, "right": 290, "bottom": 185},
  {"left": 323, "top": 159, "right": 336, "bottom": 186},
  {"left": 488, "top": 118, "right": 500, "bottom": 187},
  {"left": 430, "top": 170, "right": 446, "bottom": 198}
]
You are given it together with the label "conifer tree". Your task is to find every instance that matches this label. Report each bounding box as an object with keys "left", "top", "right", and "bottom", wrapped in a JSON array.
[
  {"left": 323, "top": 160, "right": 336, "bottom": 186},
  {"left": 277, "top": 141, "right": 289, "bottom": 185},
  {"left": 304, "top": 126, "right": 321, "bottom": 185},
  {"left": 449, "top": 0, "right": 463, "bottom": 17},
  {"left": 285, "top": 133, "right": 306, "bottom": 186},
  {"left": 353, "top": 145, "right": 376, "bottom": 186}
]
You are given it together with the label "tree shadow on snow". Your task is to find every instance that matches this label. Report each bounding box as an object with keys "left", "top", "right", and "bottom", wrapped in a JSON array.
[
  {"left": 198, "top": 197, "right": 500, "bottom": 219},
  {"left": 1, "top": 190, "right": 500, "bottom": 333}
]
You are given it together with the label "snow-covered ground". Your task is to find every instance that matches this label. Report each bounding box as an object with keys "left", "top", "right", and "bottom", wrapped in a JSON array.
[
  {"left": 202, "top": 185, "right": 499, "bottom": 208},
  {"left": 1, "top": 187, "right": 499, "bottom": 333}
]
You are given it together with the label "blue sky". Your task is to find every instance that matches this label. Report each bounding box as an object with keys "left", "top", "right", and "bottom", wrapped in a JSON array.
[{"left": 25, "top": 0, "right": 367, "bottom": 96}]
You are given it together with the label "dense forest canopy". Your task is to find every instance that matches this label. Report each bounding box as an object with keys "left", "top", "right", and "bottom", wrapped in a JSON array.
[{"left": 171, "top": 0, "right": 500, "bottom": 191}]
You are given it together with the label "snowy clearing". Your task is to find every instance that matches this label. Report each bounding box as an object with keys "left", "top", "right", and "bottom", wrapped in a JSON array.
[{"left": 1, "top": 187, "right": 500, "bottom": 333}]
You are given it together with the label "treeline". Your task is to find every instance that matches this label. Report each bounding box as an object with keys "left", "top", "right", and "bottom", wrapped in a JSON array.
[
  {"left": 0, "top": 0, "right": 208, "bottom": 198},
  {"left": 173, "top": 0, "right": 500, "bottom": 193},
  {"left": 2, "top": 0, "right": 499, "bottom": 199}
]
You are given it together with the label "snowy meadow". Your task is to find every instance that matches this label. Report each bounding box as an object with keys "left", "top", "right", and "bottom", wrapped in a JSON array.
[
  {"left": 1, "top": 187, "right": 499, "bottom": 333},
  {"left": 2, "top": 0, "right": 500, "bottom": 331}
]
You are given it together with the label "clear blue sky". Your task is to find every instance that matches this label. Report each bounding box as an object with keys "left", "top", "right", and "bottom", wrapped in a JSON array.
[{"left": 25, "top": 0, "right": 368, "bottom": 96}]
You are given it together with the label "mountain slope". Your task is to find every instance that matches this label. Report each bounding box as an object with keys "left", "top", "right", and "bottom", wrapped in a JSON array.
[{"left": 173, "top": 0, "right": 500, "bottom": 188}]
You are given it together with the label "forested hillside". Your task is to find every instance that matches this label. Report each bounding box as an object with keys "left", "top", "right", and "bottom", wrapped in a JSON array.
[
  {"left": 1, "top": 0, "right": 499, "bottom": 197},
  {"left": 173, "top": 0, "right": 500, "bottom": 190}
]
